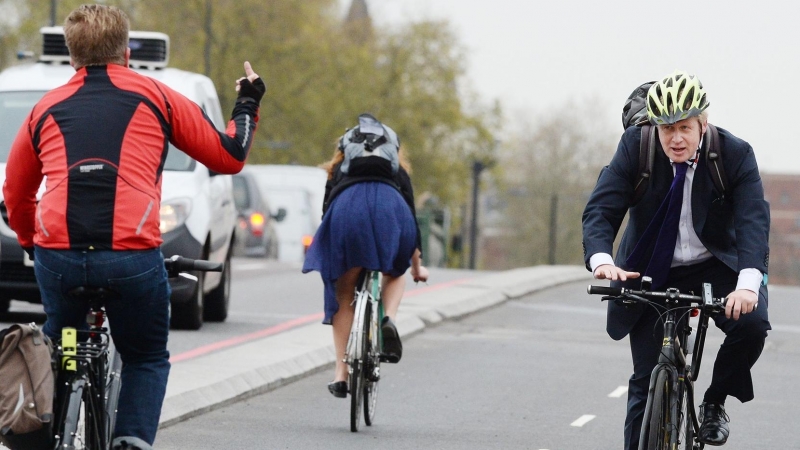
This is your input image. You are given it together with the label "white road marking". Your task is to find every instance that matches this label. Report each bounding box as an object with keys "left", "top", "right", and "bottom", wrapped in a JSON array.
[
  {"left": 571, "top": 414, "right": 596, "bottom": 427},
  {"left": 608, "top": 386, "right": 628, "bottom": 398}
]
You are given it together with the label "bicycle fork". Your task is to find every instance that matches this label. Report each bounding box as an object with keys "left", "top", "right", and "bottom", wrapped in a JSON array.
[{"left": 638, "top": 313, "right": 687, "bottom": 450}]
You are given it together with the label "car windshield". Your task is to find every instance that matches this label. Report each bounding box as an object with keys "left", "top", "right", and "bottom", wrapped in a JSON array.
[
  {"left": 232, "top": 175, "right": 251, "bottom": 210},
  {"left": 0, "top": 91, "right": 194, "bottom": 171}
]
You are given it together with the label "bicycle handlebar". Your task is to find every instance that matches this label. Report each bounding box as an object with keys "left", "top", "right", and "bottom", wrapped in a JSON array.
[
  {"left": 587, "top": 285, "right": 703, "bottom": 301},
  {"left": 164, "top": 255, "right": 223, "bottom": 276},
  {"left": 587, "top": 282, "right": 726, "bottom": 312}
]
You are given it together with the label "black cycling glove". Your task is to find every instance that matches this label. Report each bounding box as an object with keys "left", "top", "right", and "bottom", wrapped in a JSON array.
[
  {"left": 236, "top": 77, "right": 266, "bottom": 105},
  {"left": 23, "top": 246, "right": 34, "bottom": 261}
]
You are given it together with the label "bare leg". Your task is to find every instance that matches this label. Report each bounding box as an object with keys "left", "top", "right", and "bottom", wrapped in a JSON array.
[
  {"left": 331, "top": 267, "right": 362, "bottom": 382},
  {"left": 381, "top": 273, "right": 406, "bottom": 319}
]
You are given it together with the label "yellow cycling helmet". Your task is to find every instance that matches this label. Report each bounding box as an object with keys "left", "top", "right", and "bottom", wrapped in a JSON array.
[{"left": 646, "top": 70, "right": 709, "bottom": 125}]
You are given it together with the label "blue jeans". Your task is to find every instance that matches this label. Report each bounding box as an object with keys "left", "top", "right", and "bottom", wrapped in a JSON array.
[{"left": 34, "top": 247, "right": 171, "bottom": 448}]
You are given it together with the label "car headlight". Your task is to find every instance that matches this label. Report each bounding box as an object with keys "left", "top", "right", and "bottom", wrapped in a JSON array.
[{"left": 160, "top": 198, "right": 192, "bottom": 234}]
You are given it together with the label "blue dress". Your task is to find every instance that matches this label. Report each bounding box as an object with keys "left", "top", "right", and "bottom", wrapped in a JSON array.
[{"left": 302, "top": 182, "right": 418, "bottom": 324}]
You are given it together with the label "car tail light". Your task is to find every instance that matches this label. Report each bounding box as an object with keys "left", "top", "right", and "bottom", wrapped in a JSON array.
[{"left": 249, "top": 212, "right": 265, "bottom": 236}]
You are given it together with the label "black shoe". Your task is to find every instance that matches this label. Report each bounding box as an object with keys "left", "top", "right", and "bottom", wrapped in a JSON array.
[
  {"left": 698, "top": 402, "right": 730, "bottom": 446},
  {"left": 327, "top": 381, "right": 348, "bottom": 398},
  {"left": 380, "top": 316, "right": 402, "bottom": 363}
]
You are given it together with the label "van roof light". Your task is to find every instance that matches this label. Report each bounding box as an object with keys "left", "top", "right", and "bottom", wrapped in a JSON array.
[{"left": 39, "top": 27, "right": 170, "bottom": 69}]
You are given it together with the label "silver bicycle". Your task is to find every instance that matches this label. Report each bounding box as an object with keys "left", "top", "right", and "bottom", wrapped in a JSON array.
[{"left": 344, "top": 269, "right": 384, "bottom": 432}]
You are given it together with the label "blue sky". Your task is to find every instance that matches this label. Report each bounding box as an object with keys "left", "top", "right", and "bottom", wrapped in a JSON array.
[{"left": 346, "top": 0, "right": 800, "bottom": 174}]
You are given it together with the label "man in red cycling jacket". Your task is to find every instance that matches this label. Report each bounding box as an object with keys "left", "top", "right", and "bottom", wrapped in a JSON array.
[{"left": 2, "top": 5, "right": 265, "bottom": 450}]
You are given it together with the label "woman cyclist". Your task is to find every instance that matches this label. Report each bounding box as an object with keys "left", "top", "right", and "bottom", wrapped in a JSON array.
[{"left": 302, "top": 113, "right": 429, "bottom": 398}]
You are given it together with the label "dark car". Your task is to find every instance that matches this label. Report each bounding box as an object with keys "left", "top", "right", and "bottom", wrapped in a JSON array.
[{"left": 232, "top": 170, "right": 284, "bottom": 258}]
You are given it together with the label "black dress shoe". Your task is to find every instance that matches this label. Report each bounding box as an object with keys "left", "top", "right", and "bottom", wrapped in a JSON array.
[
  {"left": 698, "top": 402, "right": 730, "bottom": 446},
  {"left": 380, "top": 316, "right": 402, "bottom": 363},
  {"left": 327, "top": 381, "right": 348, "bottom": 398}
]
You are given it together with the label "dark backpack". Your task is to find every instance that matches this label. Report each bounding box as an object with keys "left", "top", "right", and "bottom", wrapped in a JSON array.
[
  {"left": 622, "top": 82, "right": 728, "bottom": 206},
  {"left": 0, "top": 323, "right": 54, "bottom": 450}
]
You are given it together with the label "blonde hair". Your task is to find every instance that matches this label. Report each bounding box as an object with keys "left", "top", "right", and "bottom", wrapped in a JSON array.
[
  {"left": 64, "top": 4, "right": 129, "bottom": 69},
  {"left": 322, "top": 143, "right": 412, "bottom": 180}
]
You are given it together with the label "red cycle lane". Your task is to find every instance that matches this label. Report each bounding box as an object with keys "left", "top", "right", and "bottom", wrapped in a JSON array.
[{"left": 168, "top": 276, "right": 474, "bottom": 364}]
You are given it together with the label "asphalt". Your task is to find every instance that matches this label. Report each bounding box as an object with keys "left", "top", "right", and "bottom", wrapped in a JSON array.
[{"left": 158, "top": 265, "right": 591, "bottom": 428}]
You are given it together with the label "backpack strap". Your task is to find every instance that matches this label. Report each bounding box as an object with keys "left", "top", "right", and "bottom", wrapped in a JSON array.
[
  {"left": 632, "top": 124, "right": 656, "bottom": 205},
  {"left": 704, "top": 123, "right": 727, "bottom": 202}
]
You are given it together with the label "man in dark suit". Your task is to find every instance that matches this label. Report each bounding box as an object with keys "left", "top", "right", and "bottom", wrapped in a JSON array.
[{"left": 582, "top": 70, "right": 771, "bottom": 449}]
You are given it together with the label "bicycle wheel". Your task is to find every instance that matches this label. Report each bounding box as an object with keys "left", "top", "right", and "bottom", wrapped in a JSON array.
[
  {"left": 645, "top": 369, "right": 671, "bottom": 450},
  {"left": 349, "top": 293, "right": 368, "bottom": 432},
  {"left": 677, "top": 377, "right": 698, "bottom": 450},
  {"left": 83, "top": 382, "right": 102, "bottom": 450},
  {"left": 363, "top": 285, "right": 381, "bottom": 426},
  {"left": 104, "top": 347, "right": 123, "bottom": 447},
  {"left": 55, "top": 375, "right": 88, "bottom": 450}
]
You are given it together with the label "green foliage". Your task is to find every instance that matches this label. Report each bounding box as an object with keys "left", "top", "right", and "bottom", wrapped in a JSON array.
[
  {"left": 1, "top": 0, "right": 498, "bottom": 266},
  {"left": 129, "top": 0, "right": 497, "bottom": 207}
]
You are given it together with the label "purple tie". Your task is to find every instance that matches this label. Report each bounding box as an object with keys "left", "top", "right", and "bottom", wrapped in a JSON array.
[{"left": 625, "top": 162, "right": 689, "bottom": 289}]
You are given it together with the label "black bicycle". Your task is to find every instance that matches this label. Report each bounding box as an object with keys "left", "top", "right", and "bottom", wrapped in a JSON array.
[
  {"left": 52, "top": 255, "right": 222, "bottom": 450},
  {"left": 588, "top": 277, "right": 726, "bottom": 450}
]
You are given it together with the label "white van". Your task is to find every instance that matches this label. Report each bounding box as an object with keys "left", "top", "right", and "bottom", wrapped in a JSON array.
[{"left": 0, "top": 28, "right": 236, "bottom": 330}]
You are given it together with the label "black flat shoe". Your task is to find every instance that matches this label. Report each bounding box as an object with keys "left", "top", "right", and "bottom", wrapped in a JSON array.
[
  {"left": 327, "top": 381, "right": 348, "bottom": 398},
  {"left": 698, "top": 402, "right": 730, "bottom": 446},
  {"left": 380, "top": 316, "right": 402, "bottom": 363}
]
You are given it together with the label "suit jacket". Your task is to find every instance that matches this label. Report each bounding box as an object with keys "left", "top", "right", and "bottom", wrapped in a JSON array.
[{"left": 582, "top": 125, "right": 770, "bottom": 340}]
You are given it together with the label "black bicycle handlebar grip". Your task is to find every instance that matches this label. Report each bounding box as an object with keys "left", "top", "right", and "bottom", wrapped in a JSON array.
[
  {"left": 191, "top": 259, "right": 223, "bottom": 272},
  {"left": 587, "top": 285, "right": 622, "bottom": 296},
  {"left": 165, "top": 255, "right": 223, "bottom": 273}
]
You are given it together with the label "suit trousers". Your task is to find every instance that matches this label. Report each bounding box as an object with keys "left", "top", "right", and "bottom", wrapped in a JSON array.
[{"left": 623, "top": 257, "right": 771, "bottom": 450}]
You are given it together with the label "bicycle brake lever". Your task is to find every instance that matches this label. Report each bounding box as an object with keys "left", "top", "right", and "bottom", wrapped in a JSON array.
[{"left": 178, "top": 272, "right": 198, "bottom": 283}]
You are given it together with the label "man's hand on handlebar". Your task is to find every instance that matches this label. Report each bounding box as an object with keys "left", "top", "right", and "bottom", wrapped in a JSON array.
[
  {"left": 725, "top": 289, "right": 758, "bottom": 320},
  {"left": 593, "top": 264, "right": 640, "bottom": 282}
]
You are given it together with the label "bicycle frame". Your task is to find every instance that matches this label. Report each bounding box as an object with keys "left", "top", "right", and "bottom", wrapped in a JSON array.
[
  {"left": 346, "top": 271, "right": 384, "bottom": 364},
  {"left": 55, "top": 298, "right": 118, "bottom": 449},
  {"left": 589, "top": 281, "right": 723, "bottom": 450}
]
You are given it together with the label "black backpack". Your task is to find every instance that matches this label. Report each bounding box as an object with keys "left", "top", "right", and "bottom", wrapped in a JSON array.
[{"left": 622, "top": 82, "right": 728, "bottom": 206}]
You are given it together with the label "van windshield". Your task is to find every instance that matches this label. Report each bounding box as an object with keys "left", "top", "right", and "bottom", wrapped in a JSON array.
[
  {"left": 0, "top": 91, "right": 194, "bottom": 171},
  {"left": 0, "top": 91, "right": 43, "bottom": 162}
]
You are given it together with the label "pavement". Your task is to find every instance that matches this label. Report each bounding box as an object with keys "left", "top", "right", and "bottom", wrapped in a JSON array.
[{"left": 159, "top": 265, "right": 591, "bottom": 428}]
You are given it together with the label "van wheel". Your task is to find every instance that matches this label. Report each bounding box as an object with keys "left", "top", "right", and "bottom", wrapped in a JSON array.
[
  {"left": 170, "top": 271, "right": 204, "bottom": 330},
  {"left": 204, "top": 252, "right": 231, "bottom": 322}
]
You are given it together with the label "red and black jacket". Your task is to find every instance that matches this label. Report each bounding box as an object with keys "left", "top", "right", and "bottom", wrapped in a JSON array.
[{"left": 3, "top": 64, "right": 259, "bottom": 250}]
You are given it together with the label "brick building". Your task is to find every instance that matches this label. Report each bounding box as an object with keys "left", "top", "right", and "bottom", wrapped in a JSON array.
[{"left": 762, "top": 173, "right": 800, "bottom": 285}]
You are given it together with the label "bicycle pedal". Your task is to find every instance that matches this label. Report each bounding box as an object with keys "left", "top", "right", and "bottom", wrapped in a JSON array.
[{"left": 379, "top": 353, "right": 399, "bottom": 364}]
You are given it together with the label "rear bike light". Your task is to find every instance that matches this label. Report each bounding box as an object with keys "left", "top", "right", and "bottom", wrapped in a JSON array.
[{"left": 690, "top": 308, "right": 700, "bottom": 317}]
